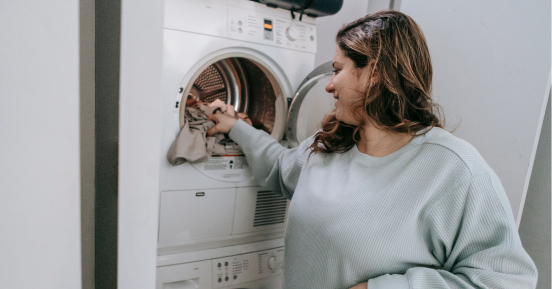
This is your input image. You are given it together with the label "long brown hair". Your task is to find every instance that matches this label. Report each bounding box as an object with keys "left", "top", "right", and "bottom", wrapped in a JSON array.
[{"left": 309, "top": 10, "right": 444, "bottom": 155}]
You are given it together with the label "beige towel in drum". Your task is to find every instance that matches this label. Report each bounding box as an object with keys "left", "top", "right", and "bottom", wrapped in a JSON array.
[{"left": 167, "top": 107, "right": 227, "bottom": 165}]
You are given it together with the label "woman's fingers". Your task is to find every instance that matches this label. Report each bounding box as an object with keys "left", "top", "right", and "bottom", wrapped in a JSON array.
[
  {"left": 207, "top": 113, "right": 217, "bottom": 122},
  {"left": 207, "top": 113, "right": 222, "bottom": 136},
  {"left": 206, "top": 125, "right": 218, "bottom": 136},
  {"left": 206, "top": 111, "right": 237, "bottom": 136}
]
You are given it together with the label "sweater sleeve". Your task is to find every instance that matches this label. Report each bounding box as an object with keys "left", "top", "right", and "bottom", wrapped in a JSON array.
[
  {"left": 228, "top": 120, "right": 311, "bottom": 199},
  {"left": 378, "top": 172, "right": 538, "bottom": 289}
]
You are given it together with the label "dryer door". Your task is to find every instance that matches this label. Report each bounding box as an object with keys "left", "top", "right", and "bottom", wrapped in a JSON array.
[{"left": 286, "top": 61, "right": 334, "bottom": 147}]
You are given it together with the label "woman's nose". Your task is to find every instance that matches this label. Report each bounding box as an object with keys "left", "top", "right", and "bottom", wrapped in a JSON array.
[{"left": 325, "top": 78, "right": 334, "bottom": 93}]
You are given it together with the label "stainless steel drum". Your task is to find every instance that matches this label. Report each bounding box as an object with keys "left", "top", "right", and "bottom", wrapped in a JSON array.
[{"left": 180, "top": 57, "right": 282, "bottom": 136}]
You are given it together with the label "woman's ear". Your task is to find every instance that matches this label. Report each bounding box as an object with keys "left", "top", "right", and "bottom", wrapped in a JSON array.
[{"left": 366, "top": 59, "right": 379, "bottom": 85}]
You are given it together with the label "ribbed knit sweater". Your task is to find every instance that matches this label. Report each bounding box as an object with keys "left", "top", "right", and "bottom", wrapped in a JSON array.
[{"left": 229, "top": 120, "right": 537, "bottom": 289}]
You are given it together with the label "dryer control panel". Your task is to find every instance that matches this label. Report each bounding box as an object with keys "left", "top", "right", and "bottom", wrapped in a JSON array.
[
  {"left": 227, "top": 6, "right": 316, "bottom": 53},
  {"left": 164, "top": 0, "right": 317, "bottom": 54}
]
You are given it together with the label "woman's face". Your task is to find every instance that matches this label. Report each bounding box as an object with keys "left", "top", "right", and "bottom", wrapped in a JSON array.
[{"left": 325, "top": 47, "right": 368, "bottom": 126}]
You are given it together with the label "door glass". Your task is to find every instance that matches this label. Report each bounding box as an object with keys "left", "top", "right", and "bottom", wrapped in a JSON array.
[{"left": 294, "top": 75, "right": 335, "bottom": 144}]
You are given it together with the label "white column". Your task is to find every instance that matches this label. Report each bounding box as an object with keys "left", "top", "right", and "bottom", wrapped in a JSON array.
[{"left": 118, "top": 0, "right": 164, "bottom": 288}]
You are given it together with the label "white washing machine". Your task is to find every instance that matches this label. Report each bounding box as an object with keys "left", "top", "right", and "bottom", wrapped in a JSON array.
[{"left": 156, "top": 0, "right": 336, "bottom": 288}]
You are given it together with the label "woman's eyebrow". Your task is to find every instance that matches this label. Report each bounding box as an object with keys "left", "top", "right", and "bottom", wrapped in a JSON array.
[{"left": 332, "top": 62, "right": 342, "bottom": 67}]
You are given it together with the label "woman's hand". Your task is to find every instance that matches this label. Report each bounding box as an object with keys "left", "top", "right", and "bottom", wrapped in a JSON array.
[
  {"left": 349, "top": 282, "right": 368, "bottom": 289},
  {"left": 207, "top": 112, "right": 238, "bottom": 136}
]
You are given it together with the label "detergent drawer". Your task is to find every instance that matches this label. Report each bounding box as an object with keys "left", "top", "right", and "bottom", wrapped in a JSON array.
[{"left": 158, "top": 188, "right": 236, "bottom": 244}]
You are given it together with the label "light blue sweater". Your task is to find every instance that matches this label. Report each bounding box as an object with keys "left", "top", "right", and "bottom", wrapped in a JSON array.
[{"left": 229, "top": 120, "right": 537, "bottom": 289}]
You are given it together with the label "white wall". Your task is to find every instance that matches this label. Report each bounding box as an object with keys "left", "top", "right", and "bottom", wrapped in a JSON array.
[
  {"left": 117, "top": 0, "right": 164, "bottom": 288},
  {"left": 400, "top": 0, "right": 550, "bottom": 222},
  {"left": 314, "top": 0, "right": 371, "bottom": 67},
  {"left": 0, "top": 1, "right": 82, "bottom": 288},
  {"left": 368, "top": 0, "right": 393, "bottom": 15}
]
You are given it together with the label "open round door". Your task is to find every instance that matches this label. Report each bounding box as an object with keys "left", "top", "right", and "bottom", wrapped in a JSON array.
[
  {"left": 286, "top": 61, "right": 335, "bottom": 147},
  {"left": 175, "top": 54, "right": 288, "bottom": 183}
]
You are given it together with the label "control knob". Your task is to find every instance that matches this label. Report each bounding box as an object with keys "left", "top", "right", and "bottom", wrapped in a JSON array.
[
  {"left": 286, "top": 27, "right": 298, "bottom": 41},
  {"left": 267, "top": 255, "right": 282, "bottom": 270}
]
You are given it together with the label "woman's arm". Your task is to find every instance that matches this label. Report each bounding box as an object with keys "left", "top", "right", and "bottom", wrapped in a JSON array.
[
  {"left": 208, "top": 113, "right": 310, "bottom": 199},
  {"left": 365, "top": 172, "right": 538, "bottom": 289}
]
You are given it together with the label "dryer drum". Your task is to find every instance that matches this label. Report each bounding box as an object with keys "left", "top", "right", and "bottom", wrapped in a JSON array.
[
  {"left": 190, "top": 64, "right": 229, "bottom": 104},
  {"left": 182, "top": 57, "right": 281, "bottom": 135}
]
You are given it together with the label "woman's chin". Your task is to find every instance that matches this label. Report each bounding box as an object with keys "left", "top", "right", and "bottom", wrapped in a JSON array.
[
  {"left": 335, "top": 112, "right": 360, "bottom": 126},
  {"left": 335, "top": 115, "right": 351, "bottom": 125},
  {"left": 334, "top": 111, "right": 344, "bottom": 122}
]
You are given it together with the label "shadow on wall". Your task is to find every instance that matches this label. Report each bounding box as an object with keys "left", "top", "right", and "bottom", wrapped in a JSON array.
[{"left": 519, "top": 93, "right": 551, "bottom": 289}]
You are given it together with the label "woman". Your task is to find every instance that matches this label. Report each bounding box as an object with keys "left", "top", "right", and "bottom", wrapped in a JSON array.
[{"left": 208, "top": 11, "right": 537, "bottom": 289}]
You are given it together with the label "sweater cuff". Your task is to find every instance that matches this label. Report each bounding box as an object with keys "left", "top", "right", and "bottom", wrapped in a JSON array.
[
  {"left": 367, "top": 274, "right": 409, "bottom": 289},
  {"left": 228, "top": 119, "right": 258, "bottom": 145}
]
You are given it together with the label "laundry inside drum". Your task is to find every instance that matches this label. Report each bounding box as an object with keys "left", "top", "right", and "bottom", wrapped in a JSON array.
[{"left": 181, "top": 57, "right": 282, "bottom": 135}]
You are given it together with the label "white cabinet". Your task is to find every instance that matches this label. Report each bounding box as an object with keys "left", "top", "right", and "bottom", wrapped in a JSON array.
[{"left": 159, "top": 188, "right": 236, "bottom": 244}]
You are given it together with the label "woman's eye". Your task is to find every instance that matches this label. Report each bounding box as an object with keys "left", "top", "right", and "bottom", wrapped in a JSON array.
[{"left": 332, "top": 69, "right": 340, "bottom": 74}]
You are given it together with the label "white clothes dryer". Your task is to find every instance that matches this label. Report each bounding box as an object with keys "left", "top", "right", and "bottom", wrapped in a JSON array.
[{"left": 159, "top": 0, "right": 318, "bottom": 193}]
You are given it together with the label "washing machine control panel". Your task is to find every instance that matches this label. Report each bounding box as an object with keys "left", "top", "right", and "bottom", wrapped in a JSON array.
[
  {"left": 228, "top": 6, "right": 316, "bottom": 53},
  {"left": 212, "top": 247, "right": 284, "bottom": 288}
]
